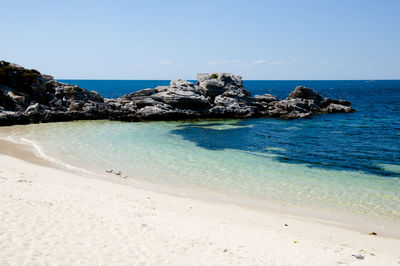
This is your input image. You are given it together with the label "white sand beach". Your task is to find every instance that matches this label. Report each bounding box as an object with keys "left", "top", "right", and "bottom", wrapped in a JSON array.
[{"left": 1, "top": 141, "right": 400, "bottom": 265}]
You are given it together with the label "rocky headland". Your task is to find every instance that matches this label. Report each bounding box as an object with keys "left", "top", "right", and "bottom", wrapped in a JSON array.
[{"left": 0, "top": 61, "right": 355, "bottom": 126}]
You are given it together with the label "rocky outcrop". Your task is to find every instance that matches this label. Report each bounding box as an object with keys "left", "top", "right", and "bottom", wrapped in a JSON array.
[
  {"left": 0, "top": 61, "right": 356, "bottom": 126},
  {"left": 0, "top": 61, "right": 110, "bottom": 125}
]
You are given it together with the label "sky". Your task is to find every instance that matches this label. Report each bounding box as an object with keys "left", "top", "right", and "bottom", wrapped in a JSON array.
[{"left": 1, "top": 0, "right": 399, "bottom": 80}]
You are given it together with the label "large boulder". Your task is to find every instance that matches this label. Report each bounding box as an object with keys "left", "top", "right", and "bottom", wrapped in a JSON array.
[
  {"left": 151, "top": 79, "right": 210, "bottom": 109},
  {"left": 274, "top": 86, "right": 356, "bottom": 118},
  {"left": 194, "top": 73, "right": 255, "bottom": 117},
  {"left": 195, "top": 73, "right": 248, "bottom": 97}
]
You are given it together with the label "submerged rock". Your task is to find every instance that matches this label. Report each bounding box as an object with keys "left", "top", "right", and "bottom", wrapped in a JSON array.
[
  {"left": 322, "top": 103, "right": 354, "bottom": 113},
  {"left": 0, "top": 61, "right": 356, "bottom": 126}
]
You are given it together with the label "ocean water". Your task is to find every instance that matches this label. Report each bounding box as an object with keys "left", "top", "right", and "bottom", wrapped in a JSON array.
[{"left": 4, "top": 80, "right": 400, "bottom": 232}]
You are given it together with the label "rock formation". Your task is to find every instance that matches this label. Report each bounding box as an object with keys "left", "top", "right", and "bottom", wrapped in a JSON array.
[{"left": 0, "top": 61, "right": 355, "bottom": 126}]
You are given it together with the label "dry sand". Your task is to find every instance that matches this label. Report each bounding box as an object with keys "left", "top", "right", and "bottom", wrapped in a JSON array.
[{"left": 1, "top": 144, "right": 400, "bottom": 265}]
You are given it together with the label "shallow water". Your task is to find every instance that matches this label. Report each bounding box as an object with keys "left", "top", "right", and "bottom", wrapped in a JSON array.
[{"left": 3, "top": 80, "right": 400, "bottom": 231}]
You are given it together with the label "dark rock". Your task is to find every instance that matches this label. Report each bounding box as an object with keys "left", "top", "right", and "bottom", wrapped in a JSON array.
[
  {"left": 0, "top": 89, "right": 17, "bottom": 110},
  {"left": 0, "top": 111, "right": 30, "bottom": 125},
  {"left": 252, "top": 94, "right": 280, "bottom": 115},
  {"left": 322, "top": 97, "right": 352, "bottom": 107},
  {"left": 286, "top": 86, "right": 323, "bottom": 103},
  {"left": 135, "top": 98, "right": 159, "bottom": 108}
]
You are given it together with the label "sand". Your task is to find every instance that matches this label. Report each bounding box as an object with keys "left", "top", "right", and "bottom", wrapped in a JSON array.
[{"left": 1, "top": 145, "right": 400, "bottom": 265}]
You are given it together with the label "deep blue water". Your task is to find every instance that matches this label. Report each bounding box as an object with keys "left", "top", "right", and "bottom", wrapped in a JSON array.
[{"left": 60, "top": 80, "right": 400, "bottom": 178}]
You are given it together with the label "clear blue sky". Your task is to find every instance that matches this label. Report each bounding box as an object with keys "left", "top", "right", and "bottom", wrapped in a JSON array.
[{"left": 1, "top": 0, "right": 399, "bottom": 79}]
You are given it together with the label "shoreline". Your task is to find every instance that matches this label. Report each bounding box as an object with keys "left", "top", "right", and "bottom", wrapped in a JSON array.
[
  {"left": 1, "top": 139, "right": 400, "bottom": 264},
  {"left": 1, "top": 130, "right": 400, "bottom": 240}
]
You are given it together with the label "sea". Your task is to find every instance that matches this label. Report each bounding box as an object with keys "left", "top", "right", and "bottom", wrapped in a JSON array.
[{"left": 3, "top": 80, "right": 400, "bottom": 234}]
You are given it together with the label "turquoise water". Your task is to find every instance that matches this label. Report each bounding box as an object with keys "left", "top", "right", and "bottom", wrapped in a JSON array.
[
  {"left": 4, "top": 120, "right": 400, "bottom": 231},
  {"left": 2, "top": 80, "right": 400, "bottom": 232}
]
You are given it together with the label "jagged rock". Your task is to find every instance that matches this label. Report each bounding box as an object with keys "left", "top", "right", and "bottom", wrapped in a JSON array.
[
  {"left": 270, "top": 86, "right": 356, "bottom": 118},
  {"left": 170, "top": 79, "right": 194, "bottom": 88},
  {"left": 196, "top": 73, "right": 255, "bottom": 117},
  {"left": 136, "top": 105, "right": 174, "bottom": 119},
  {"left": 0, "top": 61, "right": 356, "bottom": 125},
  {"left": 196, "top": 73, "right": 247, "bottom": 97},
  {"left": 211, "top": 92, "right": 255, "bottom": 118},
  {"left": 152, "top": 79, "right": 210, "bottom": 110},
  {"left": 252, "top": 94, "right": 280, "bottom": 115},
  {"left": 210, "top": 99, "right": 256, "bottom": 117}
]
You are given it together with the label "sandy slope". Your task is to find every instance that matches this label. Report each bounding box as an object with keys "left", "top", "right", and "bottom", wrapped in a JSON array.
[{"left": 0, "top": 154, "right": 399, "bottom": 265}]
